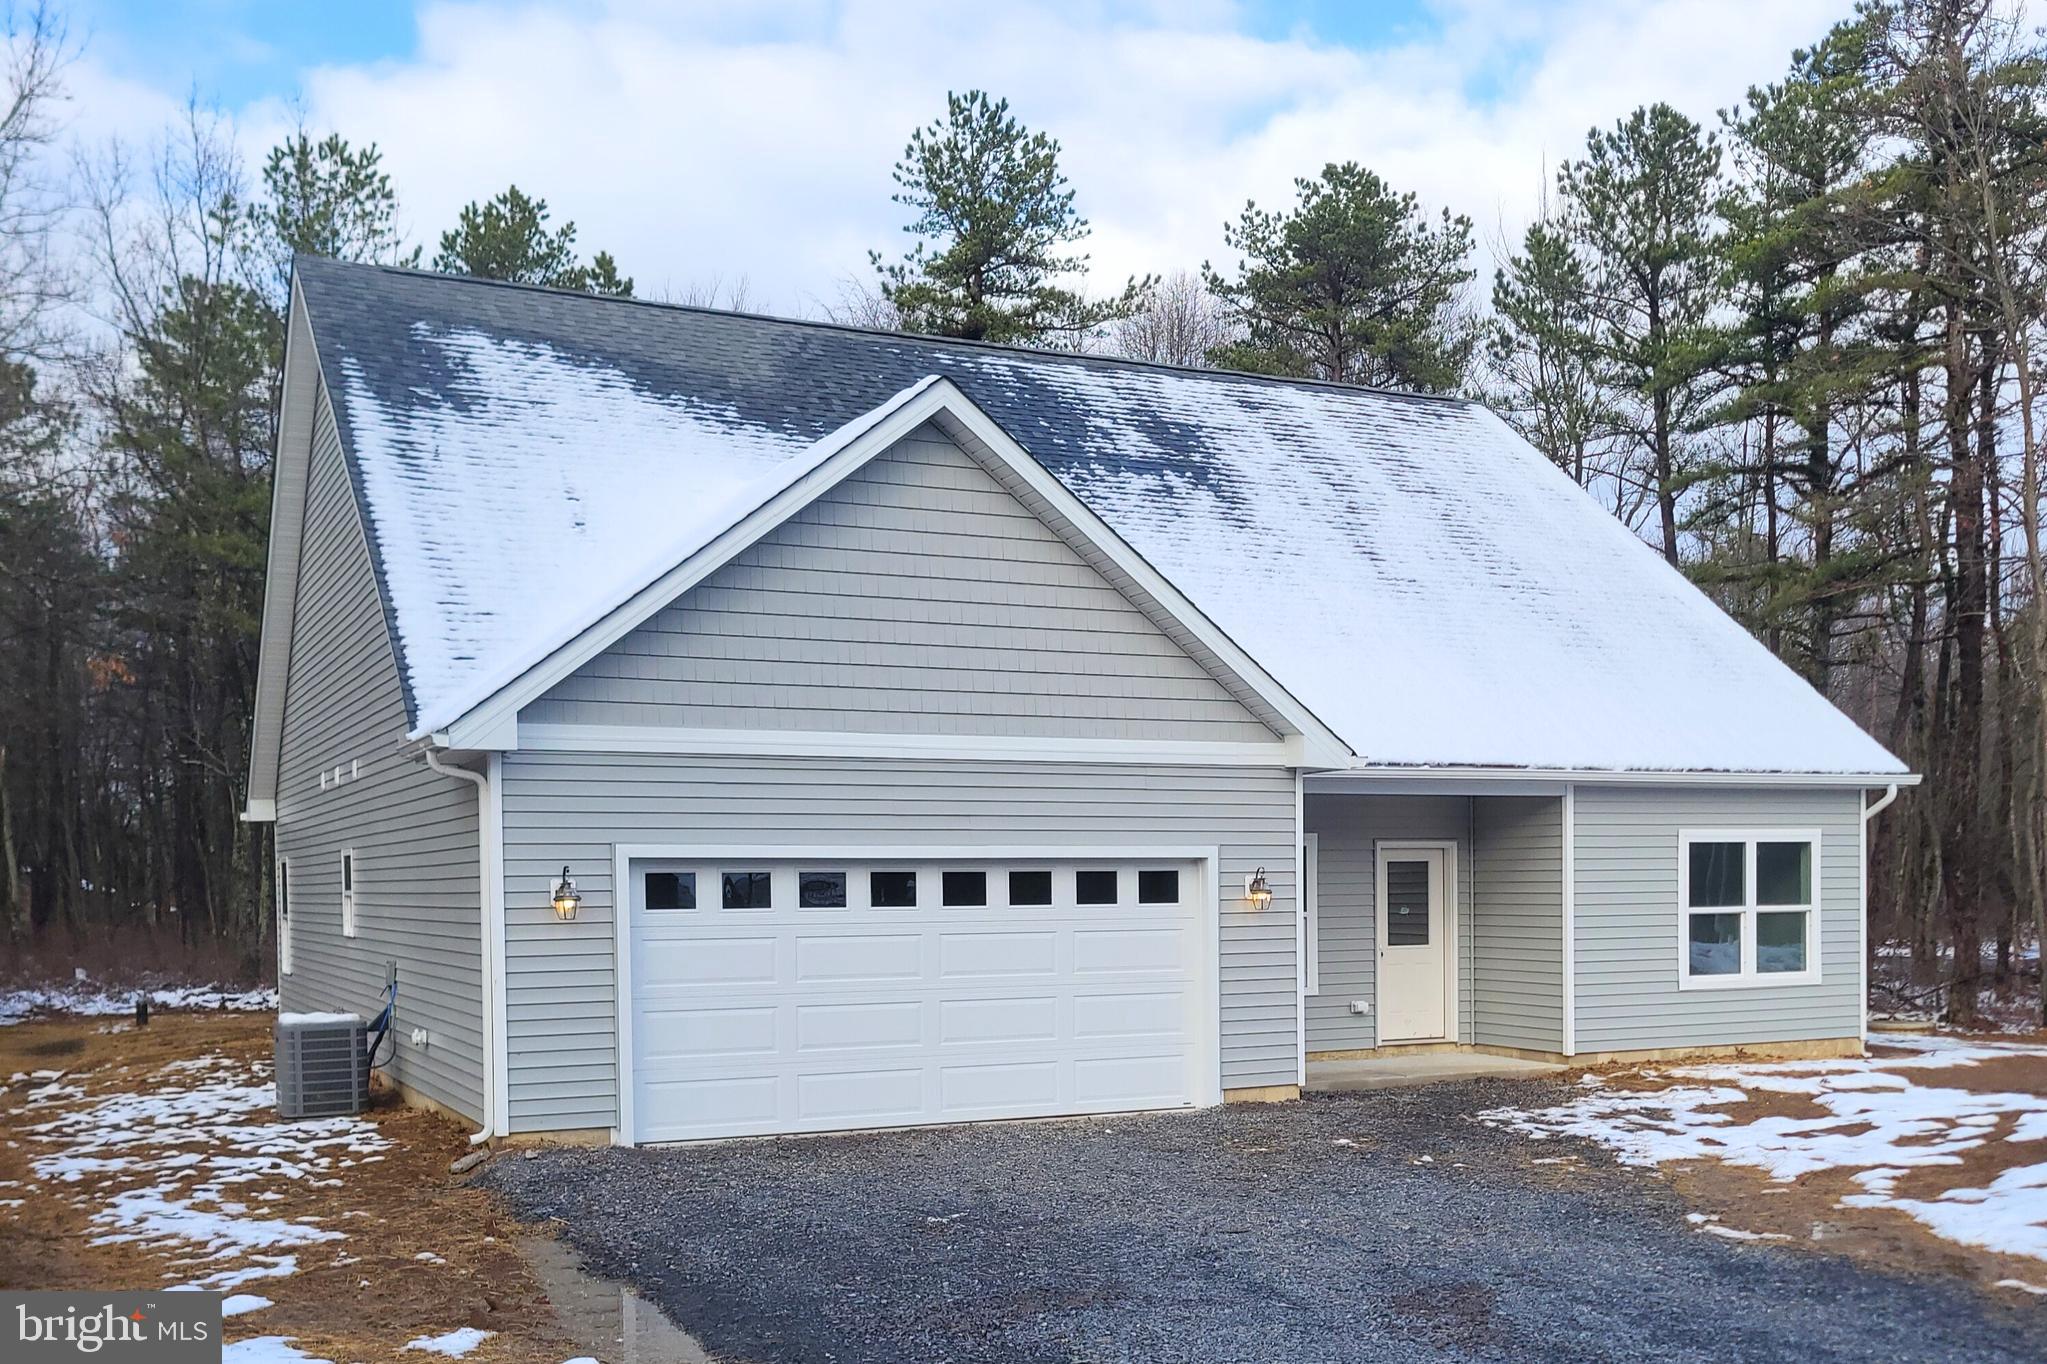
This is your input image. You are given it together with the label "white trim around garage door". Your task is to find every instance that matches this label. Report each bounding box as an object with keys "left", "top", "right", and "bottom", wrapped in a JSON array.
[{"left": 609, "top": 843, "right": 1225, "bottom": 1146}]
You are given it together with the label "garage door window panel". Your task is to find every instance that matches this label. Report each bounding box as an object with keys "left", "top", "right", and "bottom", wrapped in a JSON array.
[
  {"left": 1076, "top": 869, "right": 1119, "bottom": 906},
  {"left": 942, "top": 870, "right": 988, "bottom": 907},
  {"left": 871, "top": 870, "right": 917, "bottom": 909},
  {"left": 722, "top": 871, "right": 773, "bottom": 910},
  {"left": 1138, "top": 869, "right": 1180, "bottom": 904},
  {"left": 1007, "top": 869, "right": 1053, "bottom": 907},
  {"left": 799, "top": 871, "right": 848, "bottom": 908},
  {"left": 645, "top": 871, "right": 696, "bottom": 911}
]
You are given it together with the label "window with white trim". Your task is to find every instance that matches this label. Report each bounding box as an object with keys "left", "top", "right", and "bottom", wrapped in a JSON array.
[
  {"left": 1677, "top": 830, "right": 1819, "bottom": 988},
  {"left": 340, "top": 850, "right": 357, "bottom": 938}
]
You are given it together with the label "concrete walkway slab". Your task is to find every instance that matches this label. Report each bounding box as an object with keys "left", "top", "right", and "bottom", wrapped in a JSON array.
[{"left": 1307, "top": 1052, "right": 1566, "bottom": 1092}]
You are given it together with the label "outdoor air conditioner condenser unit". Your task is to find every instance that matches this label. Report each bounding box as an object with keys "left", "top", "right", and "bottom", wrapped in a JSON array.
[{"left": 275, "top": 1012, "right": 369, "bottom": 1119}]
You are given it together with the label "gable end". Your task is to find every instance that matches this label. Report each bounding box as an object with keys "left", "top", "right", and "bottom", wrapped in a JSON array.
[{"left": 521, "top": 423, "right": 1285, "bottom": 745}]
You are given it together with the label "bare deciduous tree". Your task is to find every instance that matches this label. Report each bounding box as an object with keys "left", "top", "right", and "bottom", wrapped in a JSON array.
[{"left": 1109, "top": 270, "right": 1232, "bottom": 368}]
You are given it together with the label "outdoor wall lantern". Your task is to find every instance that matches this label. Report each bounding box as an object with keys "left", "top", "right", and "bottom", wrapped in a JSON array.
[
  {"left": 551, "top": 866, "right": 583, "bottom": 922},
  {"left": 1245, "top": 867, "right": 1273, "bottom": 911}
]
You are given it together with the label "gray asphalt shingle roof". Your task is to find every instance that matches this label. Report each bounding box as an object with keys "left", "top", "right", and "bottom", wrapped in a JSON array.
[{"left": 292, "top": 256, "right": 1904, "bottom": 774}]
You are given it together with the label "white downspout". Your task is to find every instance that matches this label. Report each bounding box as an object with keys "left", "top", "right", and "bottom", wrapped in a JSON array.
[
  {"left": 425, "top": 749, "right": 498, "bottom": 1147},
  {"left": 1860, "top": 784, "right": 1901, "bottom": 1048}
]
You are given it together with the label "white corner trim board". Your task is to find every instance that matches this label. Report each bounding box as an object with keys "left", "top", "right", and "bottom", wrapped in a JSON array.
[
  {"left": 1561, "top": 784, "right": 1576, "bottom": 1056},
  {"left": 422, "top": 749, "right": 503, "bottom": 1144}
]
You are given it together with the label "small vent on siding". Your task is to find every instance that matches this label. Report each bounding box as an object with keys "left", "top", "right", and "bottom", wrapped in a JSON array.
[{"left": 275, "top": 1013, "right": 369, "bottom": 1118}]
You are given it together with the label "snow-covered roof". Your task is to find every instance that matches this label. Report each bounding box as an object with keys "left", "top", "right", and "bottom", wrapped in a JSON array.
[{"left": 291, "top": 258, "right": 1904, "bottom": 776}]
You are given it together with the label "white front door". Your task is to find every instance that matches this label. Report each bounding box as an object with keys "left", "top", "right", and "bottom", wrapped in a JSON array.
[{"left": 1376, "top": 846, "right": 1449, "bottom": 1042}]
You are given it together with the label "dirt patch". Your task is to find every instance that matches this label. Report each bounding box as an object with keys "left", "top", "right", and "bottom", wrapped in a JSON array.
[
  {"left": 0, "top": 1012, "right": 590, "bottom": 1362},
  {"left": 1667, "top": 1153, "right": 2047, "bottom": 1299},
  {"left": 1383, "top": 1280, "right": 1507, "bottom": 1352},
  {"left": 1890, "top": 1054, "right": 2047, "bottom": 1096}
]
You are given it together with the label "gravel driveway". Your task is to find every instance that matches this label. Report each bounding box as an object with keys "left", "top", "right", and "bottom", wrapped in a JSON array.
[{"left": 484, "top": 1079, "right": 2047, "bottom": 1364}]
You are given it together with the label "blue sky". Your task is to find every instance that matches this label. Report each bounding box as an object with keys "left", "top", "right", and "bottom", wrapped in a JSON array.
[
  {"left": 67, "top": 1, "right": 1854, "bottom": 311},
  {"left": 73, "top": 1, "right": 416, "bottom": 104},
  {"left": 76, "top": 1, "right": 1447, "bottom": 108}
]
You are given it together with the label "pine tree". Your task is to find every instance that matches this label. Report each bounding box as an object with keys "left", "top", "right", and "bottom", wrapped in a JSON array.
[
  {"left": 1559, "top": 104, "right": 1728, "bottom": 564},
  {"left": 433, "top": 186, "right": 632, "bottom": 295},
  {"left": 1487, "top": 214, "right": 1607, "bottom": 484},
  {"left": 872, "top": 90, "right": 1144, "bottom": 345},
  {"left": 251, "top": 131, "right": 419, "bottom": 301},
  {"left": 1202, "top": 162, "right": 1478, "bottom": 393},
  {"left": 1705, "top": 29, "right": 1888, "bottom": 685},
  {"left": 0, "top": 358, "right": 88, "bottom": 940}
]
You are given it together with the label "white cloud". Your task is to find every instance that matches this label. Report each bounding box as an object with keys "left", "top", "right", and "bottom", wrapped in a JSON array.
[{"left": 90, "top": 0, "right": 1858, "bottom": 313}]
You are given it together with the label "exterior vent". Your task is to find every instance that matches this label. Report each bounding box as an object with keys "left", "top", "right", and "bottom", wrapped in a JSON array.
[{"left": 275, "top": 1012, "right": 368, "bottom": 1119}]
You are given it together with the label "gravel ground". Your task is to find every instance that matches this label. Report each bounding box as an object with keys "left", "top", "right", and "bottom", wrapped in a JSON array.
[{"left": 484, "top": 1079, "right": 2047, "bottom": 1364}]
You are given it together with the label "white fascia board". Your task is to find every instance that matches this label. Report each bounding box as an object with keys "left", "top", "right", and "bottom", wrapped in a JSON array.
[
  {"left": 439, "top": 375, "right": 1353, "bottom": 765},
  {"left": 1310, "top": 767, "right": 1920, "bottom": 792},
  {"left": 245, "top": 284, "right": 321, "bottom": 806},
  {"left": 239, "top": 800, "right": 277, "bottom": 824},
  {"left": 517, "top": 722, "right": 1307, "bottom": 767}
]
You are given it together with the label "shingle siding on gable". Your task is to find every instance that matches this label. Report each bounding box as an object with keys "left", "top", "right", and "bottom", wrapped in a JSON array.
[
  {"left": 519, "top": 425, "right": 1279, "bottom": 743},
  {"left": 274, "top": 382, "right": 485, "bottom": 1121},
  {"left": 1571, "top": 785, "right": 1862, "bottom": 1052}
]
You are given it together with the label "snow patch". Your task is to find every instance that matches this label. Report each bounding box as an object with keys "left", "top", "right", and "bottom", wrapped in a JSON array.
[
  {"left": 0, "top": 982, "right": 275, "bottom": 1026},
  {"left": 1481, "top": 1038, "right": 2047, "bottom": 1262},
  {"left": 21, "top": 1051, "right": 386, "bottom": 1287},
  {"left": 402, "top": 1327, "right": 493, "bottom": 1357},
  {"left": 223, "top": 1337, "right": 332, "bottom": 1364}
]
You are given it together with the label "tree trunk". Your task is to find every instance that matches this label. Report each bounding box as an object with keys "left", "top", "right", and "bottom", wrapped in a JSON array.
[
  {"left": 1939, "top": 302, "right": 1988, "bottom": 1027},
  {"left": 0, "top": 745, "right": 23, "bottom": 941}
]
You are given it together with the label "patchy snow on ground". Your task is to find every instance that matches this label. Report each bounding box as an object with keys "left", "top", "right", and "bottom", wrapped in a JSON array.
[
  {"left": 224, "top": 1337, "right": 333, "bottom": 1364},
  {"left": 402, "top": 1326, "right": 493, "bottom": 1357},
  {"left": 16, "top": 1051, "right": 387, "bottom": 1286},
  {"left": 0, "top": 981, "right": 276, "bottom": 1026},
  {"left": 1480, "top": 1034, "right": 2047, "bottom": 1262}
]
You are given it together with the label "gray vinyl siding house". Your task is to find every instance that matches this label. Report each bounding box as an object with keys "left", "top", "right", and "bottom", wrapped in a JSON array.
[{"left": 246, "top": 257, "right": 1913, "bottom": 1144}]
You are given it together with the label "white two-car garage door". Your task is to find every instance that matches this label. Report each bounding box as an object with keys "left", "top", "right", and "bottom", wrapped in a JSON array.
[{"left": 623, "top": 853, "right": 1217, "bottom": 1143}]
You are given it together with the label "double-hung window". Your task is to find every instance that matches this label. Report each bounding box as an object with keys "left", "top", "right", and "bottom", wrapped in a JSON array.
[
  {"left": 1677, "top": 830, "right": 1820, "bottom": 988},
  {"left": 340, "top": 851, "right": 357, "bottom": 938}
]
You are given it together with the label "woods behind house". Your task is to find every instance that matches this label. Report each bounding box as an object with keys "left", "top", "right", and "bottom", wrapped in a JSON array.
[{"left": 0, "top": 1, "right": 2042, "bottom": 1023}]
